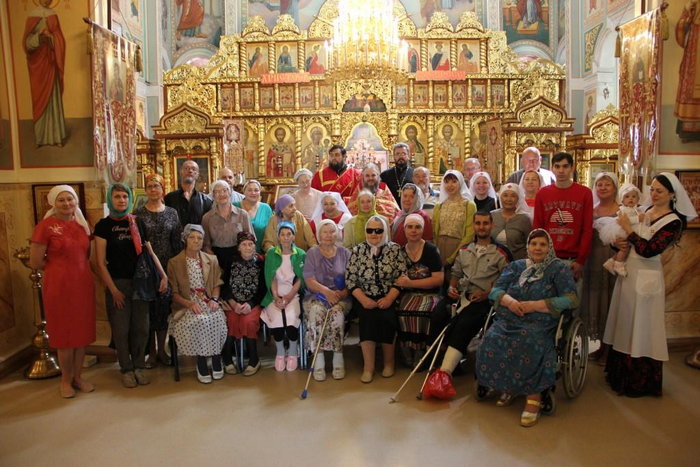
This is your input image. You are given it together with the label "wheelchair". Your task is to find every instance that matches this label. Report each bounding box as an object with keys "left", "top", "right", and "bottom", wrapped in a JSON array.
[{"left": 474, "top": 307, "right": 589, "bottom": 414}]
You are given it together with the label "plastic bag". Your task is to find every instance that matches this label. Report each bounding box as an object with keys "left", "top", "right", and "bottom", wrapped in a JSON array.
[{"left": 422, "top": 369, "right": 456, "bottom": 400}]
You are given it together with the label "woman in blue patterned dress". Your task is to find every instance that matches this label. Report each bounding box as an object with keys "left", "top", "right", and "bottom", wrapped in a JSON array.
[{"left": 476, "top": 229, "right": 578, "bottom": 427}]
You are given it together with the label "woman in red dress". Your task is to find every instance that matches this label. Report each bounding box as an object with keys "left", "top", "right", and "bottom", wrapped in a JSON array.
[{"left": 30, "top": 185, "right": 95, "bottom": 398}]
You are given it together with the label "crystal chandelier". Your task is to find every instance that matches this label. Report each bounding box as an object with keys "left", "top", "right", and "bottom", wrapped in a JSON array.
[{"left": 326, "top": 0, "right": 408, "bottom": 77}]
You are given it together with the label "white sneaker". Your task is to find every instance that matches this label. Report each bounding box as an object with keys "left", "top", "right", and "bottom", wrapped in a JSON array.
[{"left": 602, "top": 258, "right": 616, "bottom": 275}]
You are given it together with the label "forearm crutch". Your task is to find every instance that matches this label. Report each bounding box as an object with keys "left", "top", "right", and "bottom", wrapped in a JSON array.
[
  {"left": 300, "top": 303, "right": 333, "bottom": 399},
  {"left": 389, "top": 315, "right": 454, "bottom": 403}
]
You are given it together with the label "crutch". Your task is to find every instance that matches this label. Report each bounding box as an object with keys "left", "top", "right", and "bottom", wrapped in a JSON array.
[
  {"left": 389, "top": 304, "right": 458, "bottom": 403},
  {"left": 300, "top": 296, "right": 333, "bottom": 399}
]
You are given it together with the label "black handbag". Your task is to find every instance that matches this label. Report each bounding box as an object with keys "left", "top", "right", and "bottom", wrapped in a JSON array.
[{"left": 133, "top": 250, "right": 159, "bottom": 301}]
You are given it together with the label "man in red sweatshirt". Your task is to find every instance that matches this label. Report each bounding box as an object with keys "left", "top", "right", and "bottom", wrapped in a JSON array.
[{"left": 533, "top": 152, "right": 593, "bottom": 281}]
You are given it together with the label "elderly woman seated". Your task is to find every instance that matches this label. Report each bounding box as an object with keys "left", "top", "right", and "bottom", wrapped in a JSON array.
[
  {"left": 168, "top": 224, "right": 228, "bottom": 384},
  {"left": 261, "top": 221, "right": 306, "bottom": 372},
  {"left": 476, "top": 229, "right": 578, "bottom": 427},
  {"left": 346, "top": 216, "right": 408, "bottom": 383},
  {"left": 220, "top": 231, "right": 266, "bottom": 376},
  {"left": 303, "top": 219, "right": 352, "bottom": 381},
  {"left": 263, "top": 194, "right": 317, "bottom": 252}
]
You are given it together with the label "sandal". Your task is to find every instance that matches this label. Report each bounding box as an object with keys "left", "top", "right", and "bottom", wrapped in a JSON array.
[
  {"left": 496, "top": 393, "right": 514, "bottom": 407},
  {"left": 520, "top": 399, "right": 542, "bottom": 427}
]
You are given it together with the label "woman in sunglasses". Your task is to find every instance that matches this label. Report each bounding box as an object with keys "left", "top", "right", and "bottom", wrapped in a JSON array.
[{"left": 345, "top": 216, "right": 408, "bottom": 383}]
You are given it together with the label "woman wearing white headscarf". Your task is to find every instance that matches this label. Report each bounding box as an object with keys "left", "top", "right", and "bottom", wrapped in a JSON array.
[
  {"left": 469, "top": 171, "right": 498, "bottom": 212},
  {"left": 392, "top": 183, "right": 433, "bottom": 246},
  {"left": 309, "top": 191, "right": 352, "bottom": 244},
  {"left": 292, "top": 168, "right": 322, "bottom": 221},
  {"left": 432, "top": 170, "right": 476, "bottom": 266},
  {"left": 346, "top": 216, "right": 408, "bottom": 383},
  {"left": 604, "top": 172, "right": 698, "bottom": 397},
  {"left": 30, "top": 185, "right": 95, "bottom": 398},
  {"left": 581, "top": 172, "right": 620, "bottom": 364},
  {"left": 490, "top": 183, "right": 532, "bottom": 260},
  {"left": 519, "top": 169, "right": 546, "bottom": 216}
]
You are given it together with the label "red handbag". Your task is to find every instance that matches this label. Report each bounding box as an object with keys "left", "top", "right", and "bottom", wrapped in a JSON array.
[{"left": 422, "top": 369, "right": 457, "bottom": 400}]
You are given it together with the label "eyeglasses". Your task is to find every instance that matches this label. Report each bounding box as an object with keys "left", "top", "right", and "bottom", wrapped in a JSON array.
[{"left": 365, "top": 228, "right": 384, "bottom": 235}]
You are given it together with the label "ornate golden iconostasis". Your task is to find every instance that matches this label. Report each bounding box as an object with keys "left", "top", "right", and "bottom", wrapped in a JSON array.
[
  {"left": 153, "top": 1, "right": 572, "bottom": 194},
  {"left": 568, "top": 104, "right": 620, "bottom": 187}
]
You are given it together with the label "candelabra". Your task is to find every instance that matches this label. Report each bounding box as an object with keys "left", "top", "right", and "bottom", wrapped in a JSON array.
[{"left": 13, "top": 245, "right": 61, "bottom": 379}]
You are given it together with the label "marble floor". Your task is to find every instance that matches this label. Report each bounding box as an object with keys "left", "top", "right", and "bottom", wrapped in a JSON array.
[{"left": 0, "top": 346, "right": 698, "bottom": 467}]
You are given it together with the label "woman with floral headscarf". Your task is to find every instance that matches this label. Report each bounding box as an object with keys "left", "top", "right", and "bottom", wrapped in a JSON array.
[
  {"left": 476, "top": 229, "right": 578, "bottom": 427},
  {"left": 490, "top": 183, "right": 532, "bottom": 260},
  {"left": 30, "top": 185, "right": 95, "bottom": 398},
  {"left": 432, "top": 170, "right": 476, "bottom": 266},
  {"left": 94, "top": 184, "right": 167, "bottom": 389},
  {"left": 134, "top": 173, "right": 182, "bottom": 368},
  {"left": 262, "top": 194, "right": 317, "bottom": 252}
]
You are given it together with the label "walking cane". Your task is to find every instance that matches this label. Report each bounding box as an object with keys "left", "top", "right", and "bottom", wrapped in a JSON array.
[
  {"left": 300, "top": 295, "right": 333, "bottom": 400},
  {"left": 389, "top": 304, "right": 458, "bottom": 404}
]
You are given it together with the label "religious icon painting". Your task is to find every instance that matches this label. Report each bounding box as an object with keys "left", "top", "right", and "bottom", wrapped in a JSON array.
[
  {"left": 240, "top": 86, "right": 255, "bottom": 110},
  {"left": 471, "top": 82, "right": 486, "bottom": 107},
  {"left": 452, "top": 83, "right": 467, "bottom": 107},
  {"left": 434, "top": 83, "right": 448, "bottom": 108},
  {"left": 279, "top": 85, "right": 295, "bottom": 109},
  {"left": 276, "top": 43, "right": 299, "bottom": 73},
  {"left": 429, "top": 41, "right": 451, "bottom": 71},
  {"left": 400, "top": 123, "right": 427, "bottom": 167},
  {"left": 414, "top": 84, "right": 429, "bottom": 107},
  {"left": 395, "top": 84, "right": 408, "bottom": 107},
  {"left": 266, "top": 125, "right": 296, "bottom": 178},
  {"left": 299, "top": 85, "right": 315, "bottom": 109},
  {"left": 242, "top": 122, "right": 259, "bottom": 178},
  {"left": 222, "top": 119, "right": 245, "bottom": 173},
  {"left": 135, "top": 97, "right": 146, "bottom": 134},
  {"left": 491, "top": 81, "right": 506, "bottom": 107},
  {"left": 320, "top": 85, "right": 334, "bottom": 109},
  {"left": 304, "top": 42, "right": 326, "bottom": 75},
  {"left": 260, "top": 87, "right": 274, "bottom": 109},
  {"left": 456, "top": 40, "right": 480, "bottom": 73},
  {"left": 219, "top": 85, "right": 235, "bottom": 113},
  {"left": 406, "top": 40, "right": 421, "bottom": 73},
  {"left": 248, "top": 43, "right": 269, "bottom": 77}
]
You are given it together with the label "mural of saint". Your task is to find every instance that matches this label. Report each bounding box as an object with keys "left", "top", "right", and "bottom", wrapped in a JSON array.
[
  {"left": 223, "top": 121, "right": 244, "bottom": 173},
  {"left": 277, "top": 45, "right": 297, "bottom": 73},
  {"left": 675, "top": 0, "right": 700, "bottom": 123},
  {"left": 457, "top": 43, "right": 478, "bottom": 73},
  {"left": 408, "top": 44, "right": 419, "bottom": 73},
  {"left": 431, "top": 43, "right": 450, "bottom": 71},
  {"left": 305, "top": 44, "right": 325, "bottom": 75},
  {"left": 518, "top": 0, "right": 542, "bottom": 29},
  {"left": 436, "top": 124, "right": 461, "bottom": 174},
  {"left": 266, "top": 126, "right": 295, "bottom": 178},
  {"left": 23, "top": 0, "right": 66, "bottom": 147},
  {"left": 401, "top": 124, "right": 426, "bottom": 167},
  {"left": 301, "top": 126, "right": 326, "bottom": 172},
  {"left": 176, "top": 0, "right": 206, "bottom": 39},
  {"left": 249, "top": 46, "right": 268, "bottom": 76}
]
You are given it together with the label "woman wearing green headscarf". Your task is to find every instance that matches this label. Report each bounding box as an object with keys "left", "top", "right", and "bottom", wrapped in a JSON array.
[
  {"left": 94, "top": 184, "right": 167, "bottom": 389},
  {"left": 343, "top": 190, "right": 390, "bottom": 249}
]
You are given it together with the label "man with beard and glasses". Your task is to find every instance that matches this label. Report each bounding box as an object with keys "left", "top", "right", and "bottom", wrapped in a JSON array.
[
  {"left": 165, "top": 159, "right": 213, "bottom": 226},
  {"left": 311, "top": 144, "right": 361, "bottom": 205},
  {"left": 412, "top": 166, "right": 439, "bottom": 218},
  {"left": 348, "top": 163, "right": 400, "bottom": 221},
  {"left": 380, "top": 143, "right": 414, "bottom": 202}
]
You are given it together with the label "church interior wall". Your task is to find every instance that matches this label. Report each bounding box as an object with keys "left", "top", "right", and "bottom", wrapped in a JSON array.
[{"left": 0, "top": 0, "right": 698, "bottom": 366}]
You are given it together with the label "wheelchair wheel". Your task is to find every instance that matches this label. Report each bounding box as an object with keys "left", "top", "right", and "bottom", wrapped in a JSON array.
[
  {"left": 474, "top": 381, "right": 494, "bottom": 401},
  {"left": 541, "top": 388, "right": 556, "bottom": 415},
  {"left": 562, "top": 317, "right": 588, "bottom": 398}
]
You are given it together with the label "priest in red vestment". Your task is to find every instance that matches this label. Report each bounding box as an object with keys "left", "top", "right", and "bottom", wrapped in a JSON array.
[
  {"left": 23, "top": 0, "right": 66, "bottom": 147},
  {"left": 311, "top": 145, "right": 361, "bottom": 205},
  {"left": 347, "top": 163, "right": 400, "bottom": 221}
]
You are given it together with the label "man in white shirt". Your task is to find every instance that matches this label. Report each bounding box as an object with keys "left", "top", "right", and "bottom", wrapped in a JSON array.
[{"left": 506, "top": 147, "right": 556, "bottom": 185}]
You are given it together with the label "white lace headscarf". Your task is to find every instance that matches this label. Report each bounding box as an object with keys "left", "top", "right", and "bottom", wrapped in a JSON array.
[
  {"left": 439, "top": 170, "right": 472, "bottom": 202},
  {"left": 498, "top": 183, "right": 530, "bottom": 217}
]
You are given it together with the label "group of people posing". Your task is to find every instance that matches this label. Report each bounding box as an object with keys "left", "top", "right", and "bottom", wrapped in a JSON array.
[{"left": 30, "top": 143, "right": 697, "bottom": 428}]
